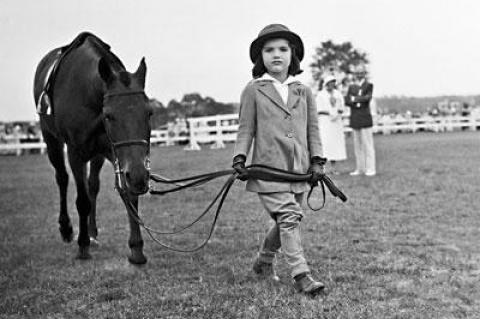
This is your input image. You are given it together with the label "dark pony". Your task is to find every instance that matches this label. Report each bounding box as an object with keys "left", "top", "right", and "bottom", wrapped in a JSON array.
[{"left": 33, "top": 33, "right": 153, "bottom": 264}]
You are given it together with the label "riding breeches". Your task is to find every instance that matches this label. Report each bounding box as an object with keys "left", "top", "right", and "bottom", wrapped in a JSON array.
[{"left": 257, "top": 191, "right": 310, "bottom": 278}]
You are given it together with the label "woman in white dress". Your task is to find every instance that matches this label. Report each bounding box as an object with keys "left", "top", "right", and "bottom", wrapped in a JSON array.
[{"left": 316, "top": 75, "right": 347, "bottom": 173}]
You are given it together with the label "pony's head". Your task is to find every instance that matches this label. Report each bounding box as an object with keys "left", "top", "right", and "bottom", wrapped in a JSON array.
[{"left": 99, "top": 57, "right": 153, "bottom": 195}]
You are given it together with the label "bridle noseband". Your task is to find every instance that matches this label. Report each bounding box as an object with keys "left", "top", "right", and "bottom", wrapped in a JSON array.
[{"left": 102, "top": 90, "right": 151, "bottom": 194}]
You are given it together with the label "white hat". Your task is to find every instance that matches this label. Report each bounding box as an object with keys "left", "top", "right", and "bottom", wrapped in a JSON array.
[
  {"left": 323, "top": 75, "right": 336, "bottom": 85},
  {"left": 354, "top": 64, "right": 368, "bottom": 74}
]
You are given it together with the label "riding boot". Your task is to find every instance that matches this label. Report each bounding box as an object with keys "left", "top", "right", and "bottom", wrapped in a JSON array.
[
  {"left": 252, "top": 258, "right": 280, "bottom": 282},
  {"left": 293, "top": 272, "right": 325, "bottom": 295}
]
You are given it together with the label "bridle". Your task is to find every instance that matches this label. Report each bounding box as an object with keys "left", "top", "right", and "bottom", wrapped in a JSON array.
[{"left": 102, "top": 89, "right": 151, "bottom": 194}]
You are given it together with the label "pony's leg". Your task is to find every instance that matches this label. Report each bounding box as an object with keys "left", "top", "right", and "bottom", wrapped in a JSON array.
[
  {"left": 67, "top": 149, "right": 91, "bottom": 259},
  {"left": 42, "top": 129, "right": 72, "bottom": 242},
  {"left": 87, "top": 155, "right": 105, "bottom": 245},
  {"left": 121, "top": 194, "right": 147, "bottom": 264}
]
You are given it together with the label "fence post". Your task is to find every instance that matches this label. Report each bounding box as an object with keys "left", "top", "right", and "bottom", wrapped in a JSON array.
[
  {"left": 468, "top": 115, "right": 475, "bottom": 131},
  {"left": 13, "top": 133, "right": 21, "bottom": 156},
  {"left": 166, "top": 123, "right": 175, "bottom": 146},
  {"left": 184, "top": 118, "right": 201, "bottom": 151},
  {"left": 210, "top": 117, "right": 225, "bottom": 149}
]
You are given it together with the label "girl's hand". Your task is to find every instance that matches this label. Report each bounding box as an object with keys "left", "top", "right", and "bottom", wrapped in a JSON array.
[
  {"left": 232, "top": 155, "right": 249, "bottom": 181},
  {"left": 308, "top": 163, "right": 325, "bottom": 186},
  {"left": 308, "top": 156, "right": 327, "bottom": 185}
]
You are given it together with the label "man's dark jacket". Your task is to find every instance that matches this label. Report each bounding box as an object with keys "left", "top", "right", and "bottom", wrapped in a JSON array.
[{"left": 345, "top": 81, "right": 374, "bottom": 129}]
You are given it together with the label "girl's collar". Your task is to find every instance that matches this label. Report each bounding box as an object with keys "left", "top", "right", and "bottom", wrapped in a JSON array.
[{"left": 254, "top": 73, "right": 300, "bottom": 85}]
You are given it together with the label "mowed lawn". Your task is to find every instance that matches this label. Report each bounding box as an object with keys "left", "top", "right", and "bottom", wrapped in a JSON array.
[{"left": 1, "top": 131, "right": 480, "bottom": 319}]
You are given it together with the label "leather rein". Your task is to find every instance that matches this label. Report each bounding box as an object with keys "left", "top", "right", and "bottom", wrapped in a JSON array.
[{"left": 128, "top": 164, "right": 347, "bottom": 253}]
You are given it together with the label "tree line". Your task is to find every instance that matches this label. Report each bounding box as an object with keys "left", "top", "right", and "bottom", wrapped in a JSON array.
[
  {"left": 149, "top": 40, "right": 478, "bottom": 129},
  {"left": 149, "top": 93, "right": 238, "bottom": 128}
]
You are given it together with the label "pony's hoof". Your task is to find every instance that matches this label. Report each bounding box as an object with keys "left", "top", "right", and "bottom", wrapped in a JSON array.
[
  {"left": 89, "top": 237, "right": 100, "bottom": 248},
  {"left": 128, "top": 253, "right": 147, "bottom": 265},
  {"left": 60, "top": 226, "right": 74, "bottom": 243},
  {"left": 76, "top": 247, "right": 92, "bottom": 260}
]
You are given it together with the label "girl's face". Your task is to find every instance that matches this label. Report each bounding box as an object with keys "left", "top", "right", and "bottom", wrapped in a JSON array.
[{"left": 261, "top": 38, "right": 291, "bottom": 79}]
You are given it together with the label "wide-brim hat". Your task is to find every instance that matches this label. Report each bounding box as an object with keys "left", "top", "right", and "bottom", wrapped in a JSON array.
[
  {"left": 323, "top": 75, "right": 337, "bottom": 86},
  {"left": 249, "top": 24, "right": 304, "bottom": 63}
]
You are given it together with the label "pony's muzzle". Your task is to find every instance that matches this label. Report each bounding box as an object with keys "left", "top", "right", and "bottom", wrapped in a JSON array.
[{"left": 124, "top": 164, "right": 150, "bottom": 195}]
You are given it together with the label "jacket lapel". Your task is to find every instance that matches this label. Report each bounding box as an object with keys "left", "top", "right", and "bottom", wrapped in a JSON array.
[
  {"left": 358, "top": 81, "right": 368, "bottom": 95},
  {"left": 287, "top": 83, "right": 301, "bottom": 110},
  {"left": 257, "top": 82, "right": 291, "bottom": 115}
]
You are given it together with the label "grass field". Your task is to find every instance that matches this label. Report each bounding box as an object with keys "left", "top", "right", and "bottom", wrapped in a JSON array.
[{"left": 1, "top": 131, "right": 480, "bottom": 319}]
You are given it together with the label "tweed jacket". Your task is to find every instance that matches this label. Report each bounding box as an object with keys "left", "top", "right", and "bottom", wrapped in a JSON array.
[
  {"left": 233, "top": 78, "right": 323, "bottom": 193},
  {"left": 345, "top": 80, "right": 374, "bottom": 129}
]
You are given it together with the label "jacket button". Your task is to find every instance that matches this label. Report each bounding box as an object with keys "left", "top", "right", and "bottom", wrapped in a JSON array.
[{"left": 286, "top": 133, "right": 293, "bottom": 138}]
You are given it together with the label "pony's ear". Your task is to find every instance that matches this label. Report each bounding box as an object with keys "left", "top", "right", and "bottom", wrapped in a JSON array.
[
  {"left": 134, "top": 57, "right": 147, "bottom": 88},
  {"left": 98, "top": 57, "right": 115, "bottom": 86}
]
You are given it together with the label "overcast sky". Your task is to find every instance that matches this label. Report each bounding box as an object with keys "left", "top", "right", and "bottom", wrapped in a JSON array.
[{"left": 1, "top": 0, "right": 479, "bottom": 121}]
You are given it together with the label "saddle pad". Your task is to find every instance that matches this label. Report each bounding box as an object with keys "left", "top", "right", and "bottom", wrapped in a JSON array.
[{"left": 36, "top": 51, "right": 61, "bottom": 115}]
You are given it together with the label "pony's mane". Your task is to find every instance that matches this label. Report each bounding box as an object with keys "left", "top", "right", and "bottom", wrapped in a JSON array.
[{"left": 84, "top": 33, "right": 126, "bottom": 72}]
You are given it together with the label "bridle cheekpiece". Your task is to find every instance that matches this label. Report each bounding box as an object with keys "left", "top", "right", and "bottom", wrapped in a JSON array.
[{"left": 102, "top": 89, "right": 151, "bottom": 194}]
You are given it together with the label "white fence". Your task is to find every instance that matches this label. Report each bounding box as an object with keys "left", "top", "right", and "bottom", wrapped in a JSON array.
[
  {"left": 184, "top": 114, "right": 239, "bottom": 151},
  {"left": 181, "top": 113, "right": 480, "bottom": 150},
  {"left": 374, "top": 114, "right": 480, "bottom": 135},
  {"left": 0, "top": 135, "right": 46, "bottom": 156},
  {"left": 150, "top": 129, "right": 188, "bottom": 146},
  {"left": 2, "top": 113, "right": 480, "bottom": 155}
]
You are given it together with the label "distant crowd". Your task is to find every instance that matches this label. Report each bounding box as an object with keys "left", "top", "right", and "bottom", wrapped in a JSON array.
[
  {"left": 426, "top": 102, "right": 474, "bottom": 117},
  {"left": 0, "top": 122, "right": 41, "bottom": 144},
  {"left": 1, "top": 102, "right": 478, "bottom": 145},
  {"left": 374, "top": 102, "right": 478, "bottom": 123}
]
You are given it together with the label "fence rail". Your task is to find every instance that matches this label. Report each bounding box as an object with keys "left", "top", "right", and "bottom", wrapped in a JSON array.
[
  {"left": 183, "top": 113, "right": 480, "bottom": 150},
  {"left": 2, "top": 113, "right": 479, "bottom": 154},
  {"left": 374, "top": 115, "right": 480, "bottom": 134}
]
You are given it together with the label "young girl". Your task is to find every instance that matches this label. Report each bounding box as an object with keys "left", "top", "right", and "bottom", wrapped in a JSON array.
[{"left": 232, "top": 24, "right": 326, "bottom": 295}]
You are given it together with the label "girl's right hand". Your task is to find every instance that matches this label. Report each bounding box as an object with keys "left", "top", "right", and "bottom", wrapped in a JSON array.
[{"left": 232, "top": 155, "right": 249, "bottom": 181}]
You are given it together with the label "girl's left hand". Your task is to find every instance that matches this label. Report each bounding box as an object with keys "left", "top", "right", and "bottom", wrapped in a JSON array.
[{"left": 308, "top": 161, "right": 325, "bottom": 185}]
